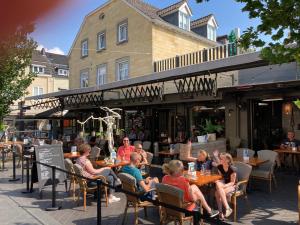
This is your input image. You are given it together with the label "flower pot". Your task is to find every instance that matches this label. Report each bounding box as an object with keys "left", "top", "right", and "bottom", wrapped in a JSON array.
[
  {"left": 197, "top": 135, "right": 207, "bottom": 143},
  {"left": 207, "top": 133, "right": 216, "bottom": 142}
]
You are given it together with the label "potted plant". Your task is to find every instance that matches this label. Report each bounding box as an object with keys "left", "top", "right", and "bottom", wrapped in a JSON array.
[{"left": 201, "top": 119, "right": 223, "bottom": 142}]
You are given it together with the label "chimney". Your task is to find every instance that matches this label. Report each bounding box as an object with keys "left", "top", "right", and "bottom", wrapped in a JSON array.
[
  {"left": 41, "top": 48, "right": 46, "bottom": 56},
  {"left": 217, "top": 35, "right": 228, "bottom": 44}
]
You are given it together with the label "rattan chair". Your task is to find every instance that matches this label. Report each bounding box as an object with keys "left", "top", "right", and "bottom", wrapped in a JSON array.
[
  {"left": 142, "top": 141, "right": 151, "bottom": 151},
  {"left": 90, "top": 146, "right": 101, "bottom": 161},
  {"left": 251, "top": 150, "right": 278, "bottom": 193},
  {"left": 230, "top": 162, "right": 252, "bottom": 221},
  {"left": 64, "top": 158, "right": 77, "bottom": 201},
  {"left": 156, "top": 183, "right": 194, "bottom": 225},
  {"left": 118, "top": 172, "right": 154, "bottom": 225},
  {"left": 73, "top": 164, "right": 108, "bottom": 210},
  {"left": 14, "top": 143, "right": 23, "bottom": 168}
]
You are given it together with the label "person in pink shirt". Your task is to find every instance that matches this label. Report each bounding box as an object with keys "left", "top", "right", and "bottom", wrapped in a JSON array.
[{"left": 117, "top": 137, "right": 135, "bottom": 161}]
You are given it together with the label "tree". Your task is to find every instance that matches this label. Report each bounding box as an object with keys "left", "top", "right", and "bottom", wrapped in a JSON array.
[
  {"left": 0, "top": 23, "right": 37, "bottom": 123},
  {"left": 196, "top": 0, "right": 300, "bottom": 64}
]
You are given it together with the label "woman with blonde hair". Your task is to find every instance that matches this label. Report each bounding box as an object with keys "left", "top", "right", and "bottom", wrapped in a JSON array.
[
  {"left": 196, "top": 149, "right": 214, "bottom": 171},
  {"left": 76, "top": 144, "right": 121, "bottom": 203},
  {"left": 215, "top": 153, "right": 237, "bottom": 220},
  {"left": 162, "top": 160, "right": 218, "bottom": 217}
]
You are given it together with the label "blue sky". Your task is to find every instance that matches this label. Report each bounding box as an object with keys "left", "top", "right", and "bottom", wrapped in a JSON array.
[{"left": 31, "top": 0, "right": 260, "bottom": 55}]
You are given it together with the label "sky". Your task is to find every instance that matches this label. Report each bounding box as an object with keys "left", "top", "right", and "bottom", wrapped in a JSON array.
[{"left": 31, "top": 0, "right": 260, "bottom": 55}]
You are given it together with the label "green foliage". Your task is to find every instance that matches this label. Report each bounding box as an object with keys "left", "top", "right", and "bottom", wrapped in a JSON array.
[
  {"left": 195, "top": 0, "right": 300, "bottom": 64},
  {"left": 0, "top": 24, "right": 37, "bottom": 120},
  {"left": 294, "top": 99, "right": 300, "bottom": 109},
  {"left": 201, "top": 119, "right": 223, "bottom": 134}
]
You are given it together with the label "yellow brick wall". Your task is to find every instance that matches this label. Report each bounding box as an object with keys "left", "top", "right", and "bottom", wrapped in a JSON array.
[
  {"left": 69, "top": 0, "right": 153, "bottom": 89},
  {"left": 152, "top": 24, "right": 216, "bottom": 61}
]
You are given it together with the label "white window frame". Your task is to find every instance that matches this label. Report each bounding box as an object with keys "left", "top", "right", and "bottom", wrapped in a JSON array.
[
  {"left": 81, "top": 39, "right": 88, "bottom": 57},
  {"left": 33, "top": 86, "right": 43, "bottom": 96},
  {"left": 97, "top": 31, "right": 106, "bottom": 50},
  {"left": 58, "top": 69, "right": 69, "bottom": 76},
  {"left": 116, "top": 58, "right": 129, "bottom": 81},
  {"left": 80, "top": 71, "right": 89, "bottom": 88},
  {"left": 179, "top": 11, "right": 190, "bottom": 31},
  {"left": 96, "top": 64, "right": 107, "bottom": 86},
  {"left": 207, "top": 25, "right": 216, "bottom": 41},
  {"left": 118, "top": 21, "right": 128, "bottom": 43},
  {"left": 32, "top": 65, "right": 45, "bottom": 74}
]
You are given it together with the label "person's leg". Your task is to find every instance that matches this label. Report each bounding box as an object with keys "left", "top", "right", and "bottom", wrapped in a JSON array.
[
  {"left": 189, "top": 184, "right": 211, "bottom": 213},
  {"left": 98, "top": 168, "right": 120, "bottom": 186},
  {"left": 215, "top": 181, "right": 230, "bottom": 209},
  {"left": 214, "top": 189, "right": 223, "bottom": 213}
]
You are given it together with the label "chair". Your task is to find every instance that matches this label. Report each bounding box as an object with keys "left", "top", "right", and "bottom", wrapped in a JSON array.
[
  {"left": 14, "top": 143, "right": 23, "bottom": 168},
  {"left": 156, "top": 183, "right": 194, "bottom": 225},
  {"left": 134, "top": 140, "right": 142, "bottom": 148},
  {"left": 73, "top": 164, "right": 108, "bottom": 210},
  {"left": 251, "top": 150, "right": 278, "bottom": 193},
  {"left": 143, "top": 152, "right": 154, "bottom": 177},
  {"left": 142, "top": 141, "right": 151, "bottom": 151},
  {"left": 179, "top": 144, "right": 196, "bottom": 162},
  {"left": 64, "top": 158, "right": 77, "bottom": 201},
  {"left": 236, "top": 148, "right": 255, "bottom": 158},
  {"left": 230, "top": 162, "right": 252, "bottom": 222},
  {"left": 118, "top": 172, "right": 154, "bottom": 225},
  {"left": 90, "top": 146, "right": 101, "bottom": 161}
]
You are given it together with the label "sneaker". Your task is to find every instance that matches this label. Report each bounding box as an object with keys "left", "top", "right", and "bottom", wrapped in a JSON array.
[
  {"left": 225, "top": 207, "right": 233, "bottom": 218},
  {"left": 208, "top": 209, "right": 219, "bottom": 218},
  {"left": 115, "top": 178, "right": 122, "bottom": 187},
  {"left": 108, "top": 195, "right": 121, "bottom": 203}
]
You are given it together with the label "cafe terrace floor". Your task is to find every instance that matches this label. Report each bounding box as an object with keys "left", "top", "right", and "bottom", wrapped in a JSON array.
[{"left": 0, "top": 160, "right": 298, "bottom": 225}]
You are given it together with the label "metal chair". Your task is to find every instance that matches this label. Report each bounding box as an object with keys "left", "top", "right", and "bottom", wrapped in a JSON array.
[
  {"left": 73, "top": 164, "right": 108, "bottom": 210},
  {"left": 118, "top": 172, "right": 154, "bottom": 225},
  {"left": 236, "top": 148, "right": 255, "bottom": 158},
  {"left": 142, "top": 141, "right": 151, "bottom": 151},
  {"left": 156, "top": 183, "right": 194, "bottom": 225},
  {"left": 230, "top": 162, "right": 252, "bottom": 221},
  {"left": 251, "top": 150, "right": 278, "bottom": 193}
]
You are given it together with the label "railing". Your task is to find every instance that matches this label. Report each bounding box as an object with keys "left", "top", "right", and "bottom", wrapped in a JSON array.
[
  {"left": 20, "top": 157, "right": 230, "bottom": 225},
  {"left": 154, "top": 42, "right": 243, "bottom": 73}
]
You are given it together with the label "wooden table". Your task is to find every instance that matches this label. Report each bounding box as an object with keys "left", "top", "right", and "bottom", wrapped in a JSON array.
[
  {"left": 183, "top": 171, "right": 222, "bottom": 187},
  {"left": 95, "top": 160, "right": 130, "bottom": 168},
  {"left": 64, "top": 152, "right": 81, "bottom": 159},
  {"left": 274, "top": 148, "right": 300, "bottom": 171},
  {"left": 233, "top": 157, "right": 268, "bottom": 167}
]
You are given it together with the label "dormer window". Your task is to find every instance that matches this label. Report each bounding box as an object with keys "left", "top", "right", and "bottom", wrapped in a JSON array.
[
  {"left": 207, "top": 25, "right": 216, "bottom": 41},
  {"left": 179, "top": 11, "right": 190, "bottom": 31}
]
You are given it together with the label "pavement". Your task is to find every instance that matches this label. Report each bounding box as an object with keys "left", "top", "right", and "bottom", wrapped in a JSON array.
[{"left": 0, "top": 159, "right": 298, "bottom": 225}]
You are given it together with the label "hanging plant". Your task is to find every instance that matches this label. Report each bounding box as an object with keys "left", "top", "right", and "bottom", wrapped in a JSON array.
[{"left": 294, "top": 99, "right": 300, "bottom": 109}]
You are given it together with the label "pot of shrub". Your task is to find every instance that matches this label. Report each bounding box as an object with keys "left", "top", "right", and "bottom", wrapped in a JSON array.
[{"left": 201, "top": 119, "right": 223, "bottom": 142}]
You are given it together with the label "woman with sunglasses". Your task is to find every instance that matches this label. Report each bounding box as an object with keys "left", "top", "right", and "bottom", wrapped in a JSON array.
[{"left": 117, "top": 137, "right": 135, "bottom": 161}]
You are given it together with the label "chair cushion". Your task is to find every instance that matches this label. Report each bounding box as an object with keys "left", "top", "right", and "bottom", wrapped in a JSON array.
[{"left": 251, "top": 169, "right": 270, "bottom": 179}]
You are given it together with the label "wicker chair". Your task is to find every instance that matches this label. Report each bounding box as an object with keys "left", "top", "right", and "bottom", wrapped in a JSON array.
[
  {"left": 230, "top": 162, "right": 252, "bottom": 221},
  {"left": 142, "top": 141, "right": 152, "bottom": 151},
  {"left": 156, "top": 183, "right": 194, "bottom": 225},
  {"left": 118, "top": 173, "right": 154, "bottom": 225},
  {"left": 236, "top": 148, "right": 255, "bottom": 158},
  {"left": 14, "top": 143, "right": 23, "bottom": 168},
  {"left": 251, "top": 150, "right": 278, "bottom": 193},
  {"left": 90, "top": 146, "right": 101, "bottom": 161},
  {"left": 73, "top": 164, "right": 108, "bottom": 210},
  {"left": 64, "top": 158, "right": 77, "bottom": 201}
]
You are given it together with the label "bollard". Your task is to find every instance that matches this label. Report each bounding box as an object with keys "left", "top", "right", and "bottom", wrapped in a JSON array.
[
  {"left": 9, "top": 145, "right": 20, "bottom": 182},
  {"left": 22, "top": 156, "right": 32, "bottom": 193},
  {"left": 46, "top": 166, "right": 61, "bottom": 211},
  {"left": 193, "top": 211, "right": 200, "bottom": 225},
  {"left": 0, "top": 147, "right": 8, "bottom": 171},
  {"left": 97, "top": 179, "right": 102, "bottom": 225}
]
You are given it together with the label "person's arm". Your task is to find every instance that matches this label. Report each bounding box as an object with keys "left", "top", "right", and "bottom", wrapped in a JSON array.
[
  {"left": 85, "top": 160, "right": 109, "bottom": 175},
  {"left": 139, "top": 180, "right": 152, "bottom": 192},
  {"left": 116, "top": 147, "right": 123, "bottom": 160}
]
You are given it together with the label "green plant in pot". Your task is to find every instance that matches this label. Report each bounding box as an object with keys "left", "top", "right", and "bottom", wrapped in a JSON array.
[{"left": 201, "top": 119, "right": 223, "bottom": 141}]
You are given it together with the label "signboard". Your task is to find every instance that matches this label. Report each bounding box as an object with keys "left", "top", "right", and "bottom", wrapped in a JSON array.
[{"left": 35, "top": 144, "right": 66, "bottom": 193}]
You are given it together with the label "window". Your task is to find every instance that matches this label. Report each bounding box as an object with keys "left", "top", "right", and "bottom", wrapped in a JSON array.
[
  {"left": 80, "top": 71, "right": 89, "bottom": 88},
  {"left": 207, "top": 25, "right": 216, "bottom": 41},
  {"left": 97, "top": 31, "right": 106, "bottom": 50},
  {"left": 58, "top": 69, "right": 69, "bottom": 76},
  {"left": 33, "top": 87, "right": 43, "bottom": 96},
  {"left": 96, "top": 64, "right": 107, "bottom": 85},
  {"left": 32, "top": 65, "right": 45, "bottom": 74},
  {"left": 81, "top": 39, "right": 88, "bottom": 57},
  {"left": 118, "top": 20, "right": 128, "bottom": 43},
  {"left": 116, "top": 58, "right": 129, "bottom": 81},
  {"left": 179, "top": 11, "right": 190, "bottom": 31}
]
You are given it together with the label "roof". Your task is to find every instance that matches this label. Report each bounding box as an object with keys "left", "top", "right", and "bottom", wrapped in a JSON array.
[
  {"left": 191, "top": 14, "right": 214, "bottom": 28},
  {"left": 157, "top": 0, "right": 186, "bottom": 17},
  {"left": 124, "top": 0, "right": 160, "bottom": 19},
  {"left": 46, "top": 52, "right": 68, "bottom": 66}
]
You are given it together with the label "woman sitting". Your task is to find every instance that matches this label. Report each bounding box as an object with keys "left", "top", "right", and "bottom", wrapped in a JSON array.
[
  {"left": 76, "top": 144, "right": 121, "bottom": 203},
  {"left": 196, "top": 150, "right": 214, "bottom": 172},
  {"left": 215, "top": 153, "right": 237, "bottom": 219},
  {"left": 162, "top": 160, "right": 219, "bottom": 217}
]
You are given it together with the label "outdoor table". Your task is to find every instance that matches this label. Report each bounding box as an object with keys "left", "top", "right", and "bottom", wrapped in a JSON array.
[
  {"left": 95, "top": 160, "right": 130, "bottom": 168},
  {"left": 274, "top": 148, "right": 300, "bottom": 171},
  {"left": 64, "top": 152, "right": 81, "bottom": 159},
  {"left": 183, "top": 171, "right": 222, "bottom": 187},
  {"left": 158, "top": 150, "right": 179, "bottom": 163},
  {"left": 233, "top": 157, "right": 268, "bottom": 167}
]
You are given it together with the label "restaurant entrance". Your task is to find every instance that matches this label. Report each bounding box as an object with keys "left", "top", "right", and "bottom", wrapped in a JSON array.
[{"left": 250, "top": 99, "right": 283, "bottom": 150}]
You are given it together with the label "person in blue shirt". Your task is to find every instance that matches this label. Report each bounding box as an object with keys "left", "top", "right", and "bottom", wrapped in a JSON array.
[
  {"left": 196, "top": 150, "right": 214, "bottom": 171},
  {"left": 122, "top": 152, "right": 159, "bottom": 194}
]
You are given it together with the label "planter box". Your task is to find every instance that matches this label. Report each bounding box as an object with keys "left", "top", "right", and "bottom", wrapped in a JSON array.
[
  {"left": 197, "top": 135, "right": 207, "bottom": 143},
  {"left": 207, "top": 133, "right": 216, "bottom": 142}
]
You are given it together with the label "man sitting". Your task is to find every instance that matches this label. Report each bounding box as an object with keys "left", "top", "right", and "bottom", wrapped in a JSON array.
[
  {"left": 134, "top": 143, "right": 148, "bottom": 165},
  {"left": 280, "top": 131, "right": 300, "bottom": 149},
  {"left": 122, "top": 152, "right": 158, "bottom": 199}
]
